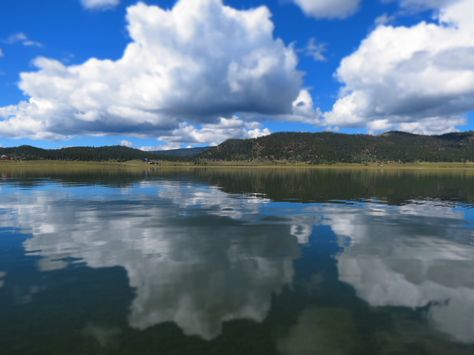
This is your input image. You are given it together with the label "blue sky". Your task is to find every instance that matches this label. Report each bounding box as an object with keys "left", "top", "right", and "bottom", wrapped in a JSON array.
[{"left": 0, "top": 0, "right": 473, "bottom": 149}]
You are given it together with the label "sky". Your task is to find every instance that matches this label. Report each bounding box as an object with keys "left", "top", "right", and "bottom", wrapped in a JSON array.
[{"left": 0, "top": 0, "right": 473, "bottom": 149}]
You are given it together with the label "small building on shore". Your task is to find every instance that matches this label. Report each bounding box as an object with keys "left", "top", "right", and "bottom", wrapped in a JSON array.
[
  {"left": 0, "top": 155, "right": 11, "bottom": 160},
  {"left": 143, "top": 158, "right": 159, "bottom": 165}
]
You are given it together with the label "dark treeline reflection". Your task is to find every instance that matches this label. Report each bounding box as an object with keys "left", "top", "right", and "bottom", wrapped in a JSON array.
[
  {"left": 0, "top": 170, "right": 153, "bottom": 188},
  {"left": 174, "top": 168, "right": 474, "bottom": 204},
  {"left": 3, "top": 167, "right": 474, "bottom": 204}
]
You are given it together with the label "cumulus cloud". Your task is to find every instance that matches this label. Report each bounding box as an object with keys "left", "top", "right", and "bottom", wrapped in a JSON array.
[
  {"left": 293, "top": 0, "right": 455, "bottom": 20},
  {"left": 243, "top": 88, "right": 322, "bottom": 126},
  {"left": 139, "top": 144, "right": 180, "bottom": 152},
  {"left": 289, "top": 89, "right": 322, "bottom": 124},
  {"left": 0, "top": 0, "right": 301, "bottom": 144},
  {"left": 80, "top": 0, "right": 120, "bottom": 10},
  {"left": 324, "top": 0, "right": 474, "bottom": 134},
  {"left": 140, "top": 116, "right": 269, "bottom": 150},
  {"left": 120, "top": 139, "right": 133, "bottom": 148},
  {"left": 292, "top": 0, "right": 361, "bottom": 19},
  {"left": 159, "top": 117, "right": 271, "bottom": 147}
]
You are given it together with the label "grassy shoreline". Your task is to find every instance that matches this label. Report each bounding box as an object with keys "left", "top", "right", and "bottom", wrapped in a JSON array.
[
  {"left": 1, "top": 160, "right": 474, "bottom": 171},
  {"left": 0, "top": 160, "right": 157, "bottom": 173}
]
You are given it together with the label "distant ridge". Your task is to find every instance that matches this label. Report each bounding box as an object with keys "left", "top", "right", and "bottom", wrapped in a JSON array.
[
  {"left": 198, "top": 131, "right": 474, "bottom": 163},
  {"left": 0, "top": 145, "right": 188, "bottom": 161},
  {"left": 151, "top": 147, "right": 212, "bottom": 158},
  {"left": 380, "top": 131, "right": 419, "bottom": 137},
  {"left": 2, "top": 131, "right": 474, "bottom": 163}
]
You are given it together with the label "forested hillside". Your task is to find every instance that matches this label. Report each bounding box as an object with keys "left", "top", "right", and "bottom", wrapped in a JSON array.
[
  {"left": 2, "top": 131, "right": 474, "bottom": 163},
  {"left": 199, "top": 131, "right": 474, "bottom": 163},
  {"left": 151, "top": 147, "right": 211, "bottom": 158},
  {"left": 0, "top": 145, "right": 187, "bottom": 161}
]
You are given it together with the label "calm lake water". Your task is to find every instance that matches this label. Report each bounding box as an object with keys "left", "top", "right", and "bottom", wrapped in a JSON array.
[{"left": 1, "top": 168, "right": 474, "bottom": 354}]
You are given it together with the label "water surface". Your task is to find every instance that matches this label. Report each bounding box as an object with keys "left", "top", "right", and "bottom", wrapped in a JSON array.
[{"left": 1, "top": 168, "right": 474, "bottom": 354}]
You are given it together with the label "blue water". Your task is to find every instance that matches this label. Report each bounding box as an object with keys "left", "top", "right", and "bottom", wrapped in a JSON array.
[{"left": 0, "top": 169, "right": 473, "bottom": 354}]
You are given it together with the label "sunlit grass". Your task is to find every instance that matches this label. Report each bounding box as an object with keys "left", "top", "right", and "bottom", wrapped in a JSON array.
[{"left": 2, "top": 159, "right": 474, "bottom": 174}]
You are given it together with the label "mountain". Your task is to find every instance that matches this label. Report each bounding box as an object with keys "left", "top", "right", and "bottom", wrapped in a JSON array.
[
  {"left": 198, "top": 131, "right": 474, "bottom": 163},
  {"left": 151, "top": 147, "right": 212, "bottom": 158},
  {"left": 0, "top": 145, "right": 188, "bottom": 161},
  {"left": 3, "top": 131, "right": 474, "bottom": 163}
]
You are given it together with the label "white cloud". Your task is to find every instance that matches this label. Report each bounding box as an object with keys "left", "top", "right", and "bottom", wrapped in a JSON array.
[
  {"left": 80, "top": 0, "right": 120, "bottom": 10},
  {"left": 140, "top": 144, "right": 181, "bottom": 152},
  {"left": 6, "top": 32, "right": 42, "bottom": 47},
  {"left": 302, "top": 37, "right": 327, "bottom": 62},
  {"left": 120, "top": 139, "right": 133, "bottom": 148},
  {"left": 324, "top": 0, "right": 474, "bottom": 134},
  {"left": 289, "top": 89, "right": 322, "bottom": 125},
  {"left": 398, "top": 0, "right": 461, "bottom": 11},
  {"left": 292, "top": 0, "right": 361, "bottom": 19},
  {"left": 380, "top": 0, "right": 461, "bottom": 12},
  {"left": 292, "top": 0, "right": 459, "bottom": 21},
  {"left": 0, "top": 0, "right": 301, "bottom": 143},
  {"left": 241, "top": 88, "right": 322, "bottom": 126},
  {"left": 397, "top": 116, "right": 467, "bottom": 135},
  {"left": 159, "top": 117, "right": 271, "bottom": 147}
]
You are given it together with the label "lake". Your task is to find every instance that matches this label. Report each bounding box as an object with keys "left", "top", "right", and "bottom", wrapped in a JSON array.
[{"left": 1, "top": 167, "right": 474, "bottom": 354}]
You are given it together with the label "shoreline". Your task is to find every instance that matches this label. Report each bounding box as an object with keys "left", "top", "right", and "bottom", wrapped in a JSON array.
[{"left": 1, "top": 160, "right": 474, "bottom": 170}]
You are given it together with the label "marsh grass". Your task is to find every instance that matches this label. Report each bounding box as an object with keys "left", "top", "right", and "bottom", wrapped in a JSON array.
[{"left": 1, "top": 160, "right": 474, "bottom": 174}]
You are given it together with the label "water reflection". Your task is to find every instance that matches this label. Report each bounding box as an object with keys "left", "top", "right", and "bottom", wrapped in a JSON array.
[
  {"left": 0, "top": 169, "right": 474, "bottom": 354},
  {"left": 0, "top": 182, "right": 299, "bottom": 340},
  {"left": 330, "top": 201, "right": 474, "bottom": 343},
  {"left": 277, "top": 306, "right": 360, "bottom": 355},
  {"left": 0, "top": 271, "right": 6, "bottom": 288}
]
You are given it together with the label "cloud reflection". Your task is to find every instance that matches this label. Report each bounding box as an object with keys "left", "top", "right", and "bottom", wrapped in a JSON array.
[
  {"left": 327, "top": 201, "right": 474, "bottom": 343},
  {"left": 0, "top": 183, "right": 299, "bottom": 340},
  {"left": 1, "top": 180, "right": 474, "bottom": 344},
  {"left": 0, "top": 271, "right": 6, "bottom": 288}
]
